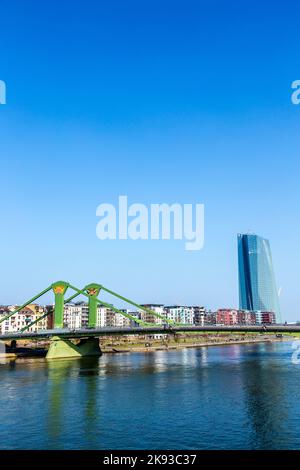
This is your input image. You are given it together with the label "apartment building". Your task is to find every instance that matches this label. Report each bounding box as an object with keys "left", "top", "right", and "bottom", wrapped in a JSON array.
[
  {"left": 64, "top": 303, "right": 89, "bottom": 329},
  {"left": 140, "top": 304, "right": 166, "bottom": 324},
  {"left": 63, "top": 303, "right": 131, "bottom": 329},
  {"left": 164, "top": 306, "right": 194, "bottom": 324},
  {"left": 216, "top": 309, "right": 257, "bottom": 326},
  {"left": 105, "top": 308, "right": 131, "bottom": 328},
  {"left": 256, "top": 311, "right": 276, "bottom": 325},
  {"left": 0, "top": 304, "right": 48, "bottom": 334},
  {"left": 193, "top": 306, "right": 206, "bottom": 326},
  {"left": 216, "top": 309, "right": 239, "bottom": 326},
  {"left": 237, "top": 310, "right": 256, "bottom": 325}
]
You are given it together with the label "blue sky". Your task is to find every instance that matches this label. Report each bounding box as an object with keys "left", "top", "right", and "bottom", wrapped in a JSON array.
[{"left": 0, "top": 0, "right": 299, "bottom": 320}]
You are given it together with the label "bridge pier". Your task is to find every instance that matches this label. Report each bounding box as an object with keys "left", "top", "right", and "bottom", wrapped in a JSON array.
[
  {"left": 0, "top": 341, "right": 17, "bottom": 359},
  {"left": 52, "top": 281, "right": 69, "bottom": 329},
  {"left": 85, "top": 283, "right": 102, "bottom": 328},
  {"left": 46, "top": 336, "right": 102, "bottom": 360}
]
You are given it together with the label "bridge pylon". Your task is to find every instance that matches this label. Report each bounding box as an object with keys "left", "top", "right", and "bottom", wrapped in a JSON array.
[
  {"left": 85, "top": 283, "right": 102, "bottom": 328},
  {"left": 52, "top": 281, "right": 69, "bottom": 329}
]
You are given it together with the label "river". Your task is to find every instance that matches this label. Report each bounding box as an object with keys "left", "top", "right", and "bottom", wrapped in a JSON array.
[{"left": 1, "top": 341, "right": 300, "bottom": 449}]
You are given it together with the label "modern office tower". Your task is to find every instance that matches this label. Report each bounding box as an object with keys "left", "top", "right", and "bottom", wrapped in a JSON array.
[{"left": 238, "top": 234, "right": 281, "bottom": 322}]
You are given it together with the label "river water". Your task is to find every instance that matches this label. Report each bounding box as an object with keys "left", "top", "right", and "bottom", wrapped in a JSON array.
[{"left": 1, "top": 341, "right": 300, "bottom": 450}]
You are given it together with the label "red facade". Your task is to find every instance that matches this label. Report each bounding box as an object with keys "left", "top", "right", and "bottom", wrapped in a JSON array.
[{"left": 216, "top": 309, "right": 256, "bottom": 325}]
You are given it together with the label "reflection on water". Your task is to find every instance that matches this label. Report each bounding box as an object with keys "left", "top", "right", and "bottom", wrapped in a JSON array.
[
  {"left": 240, "top": 343, "right": 288, "bottom": 449},
  {"left": 1, "top": 342, "right": 300, "bottom": 449}
]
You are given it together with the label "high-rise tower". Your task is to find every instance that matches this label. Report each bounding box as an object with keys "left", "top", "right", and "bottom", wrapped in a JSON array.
[{"left": 238, "top": 234, "right": 280, "bottom": 322}]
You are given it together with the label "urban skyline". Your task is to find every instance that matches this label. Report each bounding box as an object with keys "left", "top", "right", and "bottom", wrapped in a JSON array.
[
  {"left": 0, "top": 302, "right": 276, "bottom": 335},
  {"left": 0, "top": 232, "right": 285, "bottom": 322},
  {"left": 1, "top": 232, "right": 283, "bottom": 335}
]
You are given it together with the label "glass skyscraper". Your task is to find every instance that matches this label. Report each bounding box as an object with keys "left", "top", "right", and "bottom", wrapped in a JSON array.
[{"left": 238, "top": 234, "right": 280, "bottom": 322}]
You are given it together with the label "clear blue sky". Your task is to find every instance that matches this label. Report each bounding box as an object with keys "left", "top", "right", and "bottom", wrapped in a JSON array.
[{"left": 0, "top": 0, "right": 299, "bottom": 320}]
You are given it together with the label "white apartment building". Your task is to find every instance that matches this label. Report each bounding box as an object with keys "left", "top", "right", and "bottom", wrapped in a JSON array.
[
  {"left": 0, "top": 304, "right": 47, "bottom": 334},
  {"left": 165, "top": 306, "right": 194, "bottom": 324},
  {"left": 63, "top": 303, "right": 89, "bottom": 329},
  {"left": 63, "top": 303, "right": 131, "bottom": 329},
  {"left": 96, "top": 305, "right": 107, "bottom": 327},
  {"left": 106, "top": 309, "right": 131, "bottom": 328},
  {"left": 140, "top": 304, "right": 166, "bottom": 324}
]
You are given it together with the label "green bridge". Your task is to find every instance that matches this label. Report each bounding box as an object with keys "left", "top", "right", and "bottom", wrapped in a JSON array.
[{"left": 0, "top": 281, "right": 296, "bottom": 360}]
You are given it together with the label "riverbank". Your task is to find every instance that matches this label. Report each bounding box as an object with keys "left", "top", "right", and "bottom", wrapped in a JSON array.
[{"left": 101, "top": 333, "right": 286, "bottom": 353}]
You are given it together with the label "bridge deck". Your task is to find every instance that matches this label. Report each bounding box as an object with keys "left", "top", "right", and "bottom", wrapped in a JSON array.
[{"left": 0, "top": 325, "right": 299, "bottom": 341}]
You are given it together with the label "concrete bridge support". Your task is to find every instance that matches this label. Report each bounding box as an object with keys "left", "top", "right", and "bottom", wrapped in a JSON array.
[
  {"left": 46, "top": 336, "right": 102, "bottom": 360},
  {"left": 0, "top": 340, "right": 17, "bottom": 359}
]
